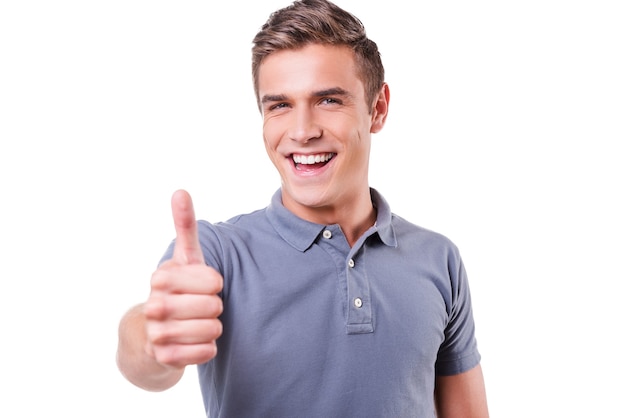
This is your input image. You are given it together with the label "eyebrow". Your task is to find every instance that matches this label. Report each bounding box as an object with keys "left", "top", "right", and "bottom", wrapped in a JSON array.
[
  {"left": 312, "top": 87, "right": 351, "bottom": 98},
  {"left": 260, "top": 87, "right": 352, "bottom": 105},
  {"left": 261, "top": 94, "right": 288, "bottom": 104}
]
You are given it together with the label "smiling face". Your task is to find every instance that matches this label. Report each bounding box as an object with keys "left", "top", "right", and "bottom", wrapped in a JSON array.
[{"left": 259, "top": 43, "right": 389, "bottom": 225}]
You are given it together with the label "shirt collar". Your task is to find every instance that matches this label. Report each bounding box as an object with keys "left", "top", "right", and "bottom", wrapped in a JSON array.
[
  {"left": 265, "top": 188, "right": 397, "bottom": 252},
  {"left": 370, "top": 188, "right": 397, "bottom": 248}
]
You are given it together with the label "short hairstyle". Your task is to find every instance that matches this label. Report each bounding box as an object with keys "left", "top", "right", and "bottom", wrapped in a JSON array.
[{"left": 251, "top": 0, "right": 385, "bottom": 112}]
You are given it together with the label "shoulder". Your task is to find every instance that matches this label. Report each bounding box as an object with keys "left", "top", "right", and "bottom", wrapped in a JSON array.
[
  {"left": 391, "top": 213, "right": 461, "bottom": 258},
  {"left": 388, "top": 214, "right": 467, "bottom": 297},
  {"left": 197, "top": 207, "right": 270, "bottom": 242},
  {"left": 371, "top": 188, "right": 459, "bottom": 257},
  {"left": 192, "top": 208, "right": 273, "bottom": 269}
]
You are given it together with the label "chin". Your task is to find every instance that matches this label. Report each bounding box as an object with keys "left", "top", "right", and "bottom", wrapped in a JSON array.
[{"left": 283, "top": 183, "right": 333, "bottom": 209}]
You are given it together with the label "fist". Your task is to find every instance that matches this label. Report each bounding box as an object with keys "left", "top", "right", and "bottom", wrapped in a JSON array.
[{"left": 143, "top": 190, "right": 224, "bottom": 369}]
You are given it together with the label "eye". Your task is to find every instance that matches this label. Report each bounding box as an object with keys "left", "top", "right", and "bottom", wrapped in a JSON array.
[
  {"left": 320, "top": 97, "right": 341, "bottom": 105},
  {"left": 268, "top": 102, "right": 289, "bottom": 111}
]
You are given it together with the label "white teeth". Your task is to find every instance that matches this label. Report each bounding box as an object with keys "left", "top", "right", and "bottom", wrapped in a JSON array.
[{"left": 293, "top": 153, "right": 334, "bottom": 165}]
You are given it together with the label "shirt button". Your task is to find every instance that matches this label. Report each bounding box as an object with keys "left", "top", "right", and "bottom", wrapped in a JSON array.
[
  {"left": 348, "top": 259, "right": 355, "bottom": 268},
  {"left": 354, "top": 297, "right": 363, "bottom": 308},
  {"left": 323, "top": 230, "right": 332, "bottom": 239}
]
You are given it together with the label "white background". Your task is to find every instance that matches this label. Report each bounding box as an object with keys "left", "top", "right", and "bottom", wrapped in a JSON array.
[{"left": 1, "top": 1, "right": 624, "bottom": 416}]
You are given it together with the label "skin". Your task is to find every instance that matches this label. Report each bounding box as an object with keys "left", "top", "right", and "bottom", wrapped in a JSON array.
[
  {"left": 259, "top": 44, "right": 389, "bottom": 246},
  {"left": 436, "top": 365, "right": 490, "bottom": 417},
  {"left": 116, "top": 189, "right": 224, "bottom": 391},
  {"left": 116, "top": 43, "right": 489, "bottom": 417}
]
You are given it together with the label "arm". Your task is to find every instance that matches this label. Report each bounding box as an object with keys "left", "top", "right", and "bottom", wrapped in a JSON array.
[
  {"left": 116, "top": 190, "right": 224, "bottom": 391},
  {"left": 435, "top": 364, "right": 489, "bottom": 418}
]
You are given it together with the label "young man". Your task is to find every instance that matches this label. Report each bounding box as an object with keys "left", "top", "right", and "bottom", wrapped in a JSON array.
[{"left": 117, "top": 0, "right": 489, "bottom": 416}]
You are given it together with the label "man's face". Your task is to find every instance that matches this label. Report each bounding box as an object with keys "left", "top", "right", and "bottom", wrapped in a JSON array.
[{"left": 258, "top": 43, "right": 387, "bottom": 222}]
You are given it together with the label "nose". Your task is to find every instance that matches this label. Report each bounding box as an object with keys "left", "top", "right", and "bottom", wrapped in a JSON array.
[{"left": 288, "top": 107, "right": 322, "bottom": 143}]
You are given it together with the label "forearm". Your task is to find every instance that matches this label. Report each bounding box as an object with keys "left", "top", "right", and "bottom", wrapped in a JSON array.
[{"left": 116, "top": 304, "right": 184, "bottom": 392}]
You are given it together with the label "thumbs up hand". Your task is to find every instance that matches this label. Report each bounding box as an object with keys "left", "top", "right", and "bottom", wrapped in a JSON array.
[{"left": 143, "top": 190, "right": 224, "bottom": 370}]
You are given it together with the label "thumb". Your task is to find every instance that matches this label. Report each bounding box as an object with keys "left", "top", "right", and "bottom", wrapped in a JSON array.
[{"left": 171, "top": 189, "right": 204, "bottom": 265}]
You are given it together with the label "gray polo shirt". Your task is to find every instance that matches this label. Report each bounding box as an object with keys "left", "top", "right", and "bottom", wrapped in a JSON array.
[{"left": 161, "top": 188, "right": 481, "bottom": 417}]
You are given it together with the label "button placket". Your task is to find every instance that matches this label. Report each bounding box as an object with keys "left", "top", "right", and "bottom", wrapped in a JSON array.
[
  {"left": 348, "top": 259, "right": 362, "bottom": 308},
  {"left": 345, "top": 248, "right": 373, "bottom": 334},
  {"left": 316, "top": 225, "right": 373, "bottom": 334}
]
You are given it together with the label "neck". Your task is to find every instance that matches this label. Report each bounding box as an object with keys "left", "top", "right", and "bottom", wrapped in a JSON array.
[
  {"left": 340, "top": 204, "right": 377, "bottom": 247},
  {"left": 284, "top": 189, "right": 376, "bottom": 247}
]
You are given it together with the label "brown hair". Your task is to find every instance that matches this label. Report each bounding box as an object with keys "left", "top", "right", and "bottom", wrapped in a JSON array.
[{"left": 251, "top": 0, "right": 384, "bottom": 112}]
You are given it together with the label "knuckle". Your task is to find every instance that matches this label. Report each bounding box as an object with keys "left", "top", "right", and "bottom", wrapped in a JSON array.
[
  {"left": 144, "top": 295, "right": 171, "bottom": 320},
  {"left": 205, "top": 266, "right": 224, "bottom": 293},
  {"left": 147, "top": 322, "right": 162, "bottom": 340},
  {"left": 210, "top": 318, "right": 224, "bottom": 339},
  {"left": 202, "top": 342, "right": 219, "bottom": 361},
  {"left": 150, "top": 268, "right": 170, "bottom": 291},
  {"left": 145, "top": 322, "right": 163, "bottom": 344},
  {"left": 203, "top": 295, "right": 223, "bottom": 317},
  {"left": 152, "top": 347, "right": 179, "bottom": 367},
  {"left": 213, "top": 297, "right": 224, "bottom": 316},
  {"left": 146, "top": 320, "right": 178, "bottom": 345}
]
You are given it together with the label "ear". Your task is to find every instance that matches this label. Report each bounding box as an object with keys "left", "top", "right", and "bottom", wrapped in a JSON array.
[{"left": 370, "top": 83, "right": 390, "bottom": 134}]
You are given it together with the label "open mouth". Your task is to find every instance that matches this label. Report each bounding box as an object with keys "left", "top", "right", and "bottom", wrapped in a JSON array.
[{"left": 292, "top": 153, "right": 335, "bottom": 171}]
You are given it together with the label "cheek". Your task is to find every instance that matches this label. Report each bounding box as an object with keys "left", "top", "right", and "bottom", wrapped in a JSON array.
[
  {"left": 262, "top": 135, "right": 278, "bottom": 165},
  {"left": 262, "top": 124, "right": 278, "bottom": 152},
  {"left": 262, "top": 117, "right": 284, "bottom": 148},
  {"left": 262, "top": 123, "right": 285, "bottom": 168}
]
